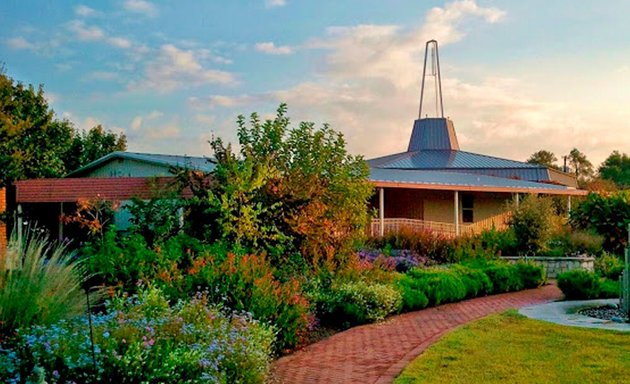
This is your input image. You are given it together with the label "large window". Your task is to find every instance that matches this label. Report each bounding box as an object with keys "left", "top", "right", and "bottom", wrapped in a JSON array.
[{"left": 462, "top": 194, "right": 474, "bottom": 223}]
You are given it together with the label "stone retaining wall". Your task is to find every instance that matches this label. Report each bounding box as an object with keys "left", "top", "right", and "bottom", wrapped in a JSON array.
[{"left": 501, "top": 256, "right": 595, "bottom": 279}]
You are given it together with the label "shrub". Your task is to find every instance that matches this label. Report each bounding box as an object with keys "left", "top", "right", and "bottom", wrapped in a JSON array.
[
  {"left": 3, "top": 287, "right": 274, "bottom": 384},
  {"left": 570, "top": 191, "right": 630, "bottom": 255},
  {"left": 473, "top": 260, "right": 523, "bottom": 293},
  {"left": 316, "top": 280, "right": 402, "bottom": 327},
  {"left": 0, "top": 232, "right": 87, "bottom": 336},
  {"left": 599, "top": 278, "right": 620, "bottom": 298},
  {"left": 514, "top": 262, "right": 546, "bottom": 289},
  {"left": 449, "top": 264, "right": 493, "bottom": 298},
  {"left": 568, "top": 231, "right": 604, "bottom": 256},
  {"left": 595, "top": 253, "right": 624, "bottom": 280},
  {"left": 557, "top": 269, "right": 601, "bottom": 300},
  {"left": 187, "top": 252, "right": 312, "bottom": 353},
  {"left": 369, "top": 228, "right": 455, "bottom": 264},
  {"left": 473, "top": 228, "right": 518, "bottom": 256},
  {"left": 395, "top": 274, "right": 429, "bottom": 311},
  {"left": 509, "top": 196, "right": 555, "bottom": 255},
  {"left": 407, "top": 268, "right": 467, "bottom": 306}
]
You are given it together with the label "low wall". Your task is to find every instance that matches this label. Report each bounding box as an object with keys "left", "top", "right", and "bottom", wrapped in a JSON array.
[{"left": 501, "top": 256, "right": 595, "bottom": 279}]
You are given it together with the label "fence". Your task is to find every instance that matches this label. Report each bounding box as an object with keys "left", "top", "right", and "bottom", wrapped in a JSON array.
[{"left": 370, "top": 212, "right": 510, "bottom": 238}]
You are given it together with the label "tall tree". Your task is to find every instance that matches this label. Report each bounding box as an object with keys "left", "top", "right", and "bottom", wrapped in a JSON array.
[
  {"left": 598, "top": 150, "right": 630, "bottom": 189},
  {"left": 63, "top": 125, "right": 127, "bottom": 173},
  {"left": 526, "top": 150, "right": 560, "bottom": 169},
  {"left": 567, "top": 148, "right": 593, "bottom": 185},
  {"left": 0, "top": 70, "right": 127, "bottom": 186},
  {"left": 0, "top": 72, "right": 73, "bottom": 187}
]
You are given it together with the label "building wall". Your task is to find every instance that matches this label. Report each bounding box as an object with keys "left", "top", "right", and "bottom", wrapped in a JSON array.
[
  {"left": 377, "top": 188, "right": 512, "bottom": 224},
  {"left": 0, "top": 188, "right": 6, "bottom": 251},
  {"left": 83, "top": 159, "right": 173, "bottom": 178}
]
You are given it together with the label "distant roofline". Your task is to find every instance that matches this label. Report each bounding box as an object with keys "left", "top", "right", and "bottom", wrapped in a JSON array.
[{"left": 65, "top": 151, "right": 212, "bottom": 177}]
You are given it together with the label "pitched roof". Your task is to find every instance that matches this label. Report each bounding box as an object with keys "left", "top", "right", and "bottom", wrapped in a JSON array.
[
  {"left": 370, "top": 168, "right": 586, "bottom": 195},
  {"left": 66, "top": 151, "right": 215, "bottom": 177}
]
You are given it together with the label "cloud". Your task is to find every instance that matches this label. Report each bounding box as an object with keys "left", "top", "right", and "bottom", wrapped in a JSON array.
[
  {"left": 107, "top": 37, "right": 132, "bottom": 49},
  {"left": 123, "top": 0, "right": 158, "bottom": 17},
  {"left": 255, "top": 42, "right": 293, "bottom": 55},
  {"left": 130, "top": 44, "right": 237, "bottom": 92},
  {"left": 5, "top": 36, "right": 35, "bottom": 50},
  {"left": 265, "top": 0, "right": 287, "bottom": 8},
  {"left": 67, "top": 20, "right": 104, "bottom": 41},
  {"left": 130, "top": 110, "right": 164, "bottom": 131},
  {"left": 74, "top": 5, "right": 100, "bottom": 18},
  {"left": 84, "top": 71, "right": 119, "bottom": 81}
]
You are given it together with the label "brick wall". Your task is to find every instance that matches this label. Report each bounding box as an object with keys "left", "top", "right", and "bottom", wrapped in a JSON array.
[{"left": 0, "top": 188, "right": 6, "bottom": 251}]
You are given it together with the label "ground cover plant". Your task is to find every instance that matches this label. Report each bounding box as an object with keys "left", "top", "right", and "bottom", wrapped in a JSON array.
[
  {"left": 0, "top": 287, "right": 274, "bottom": 384},
  {"left": 557, "top": 268, "right": 620, "bottom": 300},
  {"left": 394, "top": 311, "right": 630, "bottom": 384}
]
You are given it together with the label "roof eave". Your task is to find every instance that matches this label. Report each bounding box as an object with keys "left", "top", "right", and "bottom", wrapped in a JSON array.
[{"left": 371, "top": 180, "right": 588, "bottom": 196}]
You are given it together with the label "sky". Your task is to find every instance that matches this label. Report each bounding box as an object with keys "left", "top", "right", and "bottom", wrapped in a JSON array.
[{"left": 1, "top": 0, "right": 629, "bottom": 167}]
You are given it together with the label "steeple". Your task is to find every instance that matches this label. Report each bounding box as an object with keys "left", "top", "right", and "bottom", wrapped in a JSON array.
[{"left": 408, "top": 40, "right": 459, "bottom": 152}]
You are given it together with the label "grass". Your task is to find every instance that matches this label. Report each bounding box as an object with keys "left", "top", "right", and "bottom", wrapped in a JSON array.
[{"left": 395, "top": 310, "right": 630, "bottom": 384}]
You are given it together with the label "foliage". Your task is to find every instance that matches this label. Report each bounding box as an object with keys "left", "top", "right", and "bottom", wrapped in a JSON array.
[
  {"left": 557, "top": 269, "right": 601, "bottom": 300},
  {"left": 0, "top": 71, "right": 126, "bottom": 187},
  {"left": 513, "top": 262, "right": 546, "bottom": 289},
  {"left": 395, "top": 274, "right": 430, "bottom": 311},
  {"left": 61, "top": 198, "right": 120, "bottom": 240},
  {"left": 127, "top": 193, "right": 185, "bottom": 246},
  {"left": 82, "top": 232, "right": 308, "bottom": 353},
  {"left": 598, "top": 150, "right": 630, "bottom": 189},
  {"left": 594, "top": 253, "right": 624, "bottom": 280},
  {"left": 368, "top": 228, "right": 455, "bottom": 264},
  {"left": 570, "top": 191, "right": 630, "bottom": 254},
  {"left": 2, "top": 287, "right": 274, "bottom": 384},
  {"left": 599, "top": 278, "right": 620, "bottom": 299},
  {"left": 186, "top": 252, "right": 312, "bottom": 353},
  {"left": 394, "top": 311, "right": 630, "bottom": 384},
  {"left": 449, "top": 264, "right": 494, "bottom": 298},
  {"left": 469, "top": 260, "right": 523, "bottom": 293},
  {"left": 508, "top": 195, "right": 554, "bottom": 255},
  {"left": 62, "top": 125, "right": 127, "bottom": 173},
  {"left": 546, "top": 229, "right": 604, "bottom": 257},
  {"left": 0, "top": 231, "right": 87, "bottom": 337},
  {"left": 526, "top": 150, "right": 560, "bottom": 170},
  {"left": 178, "top": 104, "right": 373, "bottom": 268},
  {"left": 406, "top": 268, "right": 468, "bottom": 306},
  {"left": 357, "top": 249, "right": 429, "bottom": 273},
  {"left": 314, "top": 280, "right": 402, "bottom": 327},
  {"left": 567, "top": 148, "right": 594, "bottom": 186}
]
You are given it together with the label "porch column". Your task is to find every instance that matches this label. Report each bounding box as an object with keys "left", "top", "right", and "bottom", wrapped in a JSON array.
[
  {"left": 514, "top": 193, "right": 520, "bottom": 208},
  {"left": 567, "top": 195, "right": 572, "bottom": 218},
  {"left": 454, "top": 190, "right": 460, "bottom": 236},
  {"left": 58, "top": 202, "right": 64, "bottom": 242},
  {"left": 379, "top": 187, "right": 385, "bottom": 237},
  {"left": 17, "top": 204, "right": 23, "bottom": 244}
]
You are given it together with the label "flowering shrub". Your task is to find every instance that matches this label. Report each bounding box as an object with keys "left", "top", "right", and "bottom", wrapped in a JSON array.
[
  {"left": 314, "top": 280, "right": 402, "bottom": 327},
  {"left": 186, "top": 252, "right": 312, "bottom": 353},
  {"left": 368, "top": 228, "right": 455, "bottom": 263},
  {"left": 2, "top": 287, "right": 274, "bottom": 384},
  {"left": 357, "top": 249, "right": 431, "bottom": 273}
]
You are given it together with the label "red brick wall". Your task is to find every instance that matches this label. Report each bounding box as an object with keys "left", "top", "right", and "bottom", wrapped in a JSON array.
[{"left": 0, "top": 188, "right": 6, "bottom": 252}]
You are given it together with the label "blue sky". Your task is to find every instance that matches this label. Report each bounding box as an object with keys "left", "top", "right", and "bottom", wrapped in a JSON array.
[{"left": 1, "top": 0, "right": 629, "bottom": 166}]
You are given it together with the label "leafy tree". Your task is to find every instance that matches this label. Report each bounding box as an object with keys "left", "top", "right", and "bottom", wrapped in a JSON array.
[
  {"left": 179, "top": 104, "right": 373, "bottom": 268},
  {"left": 526, "top": 150, "right": 560, "bottom": 170},
  {"left": 567, "top": 148, "right": 593, "bottom": 185},
  {"left": 1, "top": 71, "right": 127, "bottom": 186},
  {"left": 0, "top": 72, "right": 73, "bottom": 187},
  {"left": 598, "top": 150, "right": 630, "bottom": 189},
  {"left": 63, "top": 124, "right": 127, "bottom": 173},
  {"left": 508, "top": 195, "right": 554, "bottom": 255},
  {"left": 570, "top": 191, "right": 630, "bottom": 255}
]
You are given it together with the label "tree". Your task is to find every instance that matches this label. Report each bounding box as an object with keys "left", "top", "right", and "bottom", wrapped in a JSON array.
[
  {"left": 0, "top": 72, "right": 73, "bottom": 187},
  {"left": 567, "top": 148, "right": 593, "bottom": 187},
  {"left": 526, "top": 150, "right": 560, "bottom": 169},
  {"left": 179, "top": 104, "right": 373, "bottom": 268},
  {"left": 598, "top": 150, "right": 630, "bottom": 189},
  {"left": 63, "top": 125, "right": 127, "bottom": 173},
  {"left": 0, "top": 70, "right": 127, "bottom": 186}
]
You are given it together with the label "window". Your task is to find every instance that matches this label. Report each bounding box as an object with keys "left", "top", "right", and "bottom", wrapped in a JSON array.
[{"left": 462, "top": 194, "right": 474, "bottom": 223}]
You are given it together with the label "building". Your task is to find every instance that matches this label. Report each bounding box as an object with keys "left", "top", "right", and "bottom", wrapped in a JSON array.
[{"left": 367, "top": 40, "right": 585, "bottom": 237}]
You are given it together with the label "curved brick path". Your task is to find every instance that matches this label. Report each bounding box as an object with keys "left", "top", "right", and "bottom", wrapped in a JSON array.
[{"left": 271, "top": 284, "right": 562, "bottom": 384}]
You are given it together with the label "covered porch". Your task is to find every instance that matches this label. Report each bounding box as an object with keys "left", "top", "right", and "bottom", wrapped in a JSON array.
[{"left": 369, "top": 169, "right": 588, "bottom": 238}]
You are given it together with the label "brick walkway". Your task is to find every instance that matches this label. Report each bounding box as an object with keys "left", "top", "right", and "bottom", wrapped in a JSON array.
[{"left": 271, "top": 284, "right": 562, "bottom": 384}]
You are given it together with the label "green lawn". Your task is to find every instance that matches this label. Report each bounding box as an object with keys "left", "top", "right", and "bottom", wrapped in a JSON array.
[{"left": 395, "top": 311, "right": 630, "bottom": 384}]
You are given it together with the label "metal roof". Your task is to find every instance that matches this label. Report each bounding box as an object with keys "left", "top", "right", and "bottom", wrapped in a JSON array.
[
  {"left": 408, "top": 118, "right": 460, "bottom": 151},
  {"left": 369, "top": 168, "right": 585, "bottom": 195},
  {"left": 369, "top": 149, "right": 541, "bottom": 170},
  {"left": 66, "top": 151, "right": 215, "bottom": 177}
]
